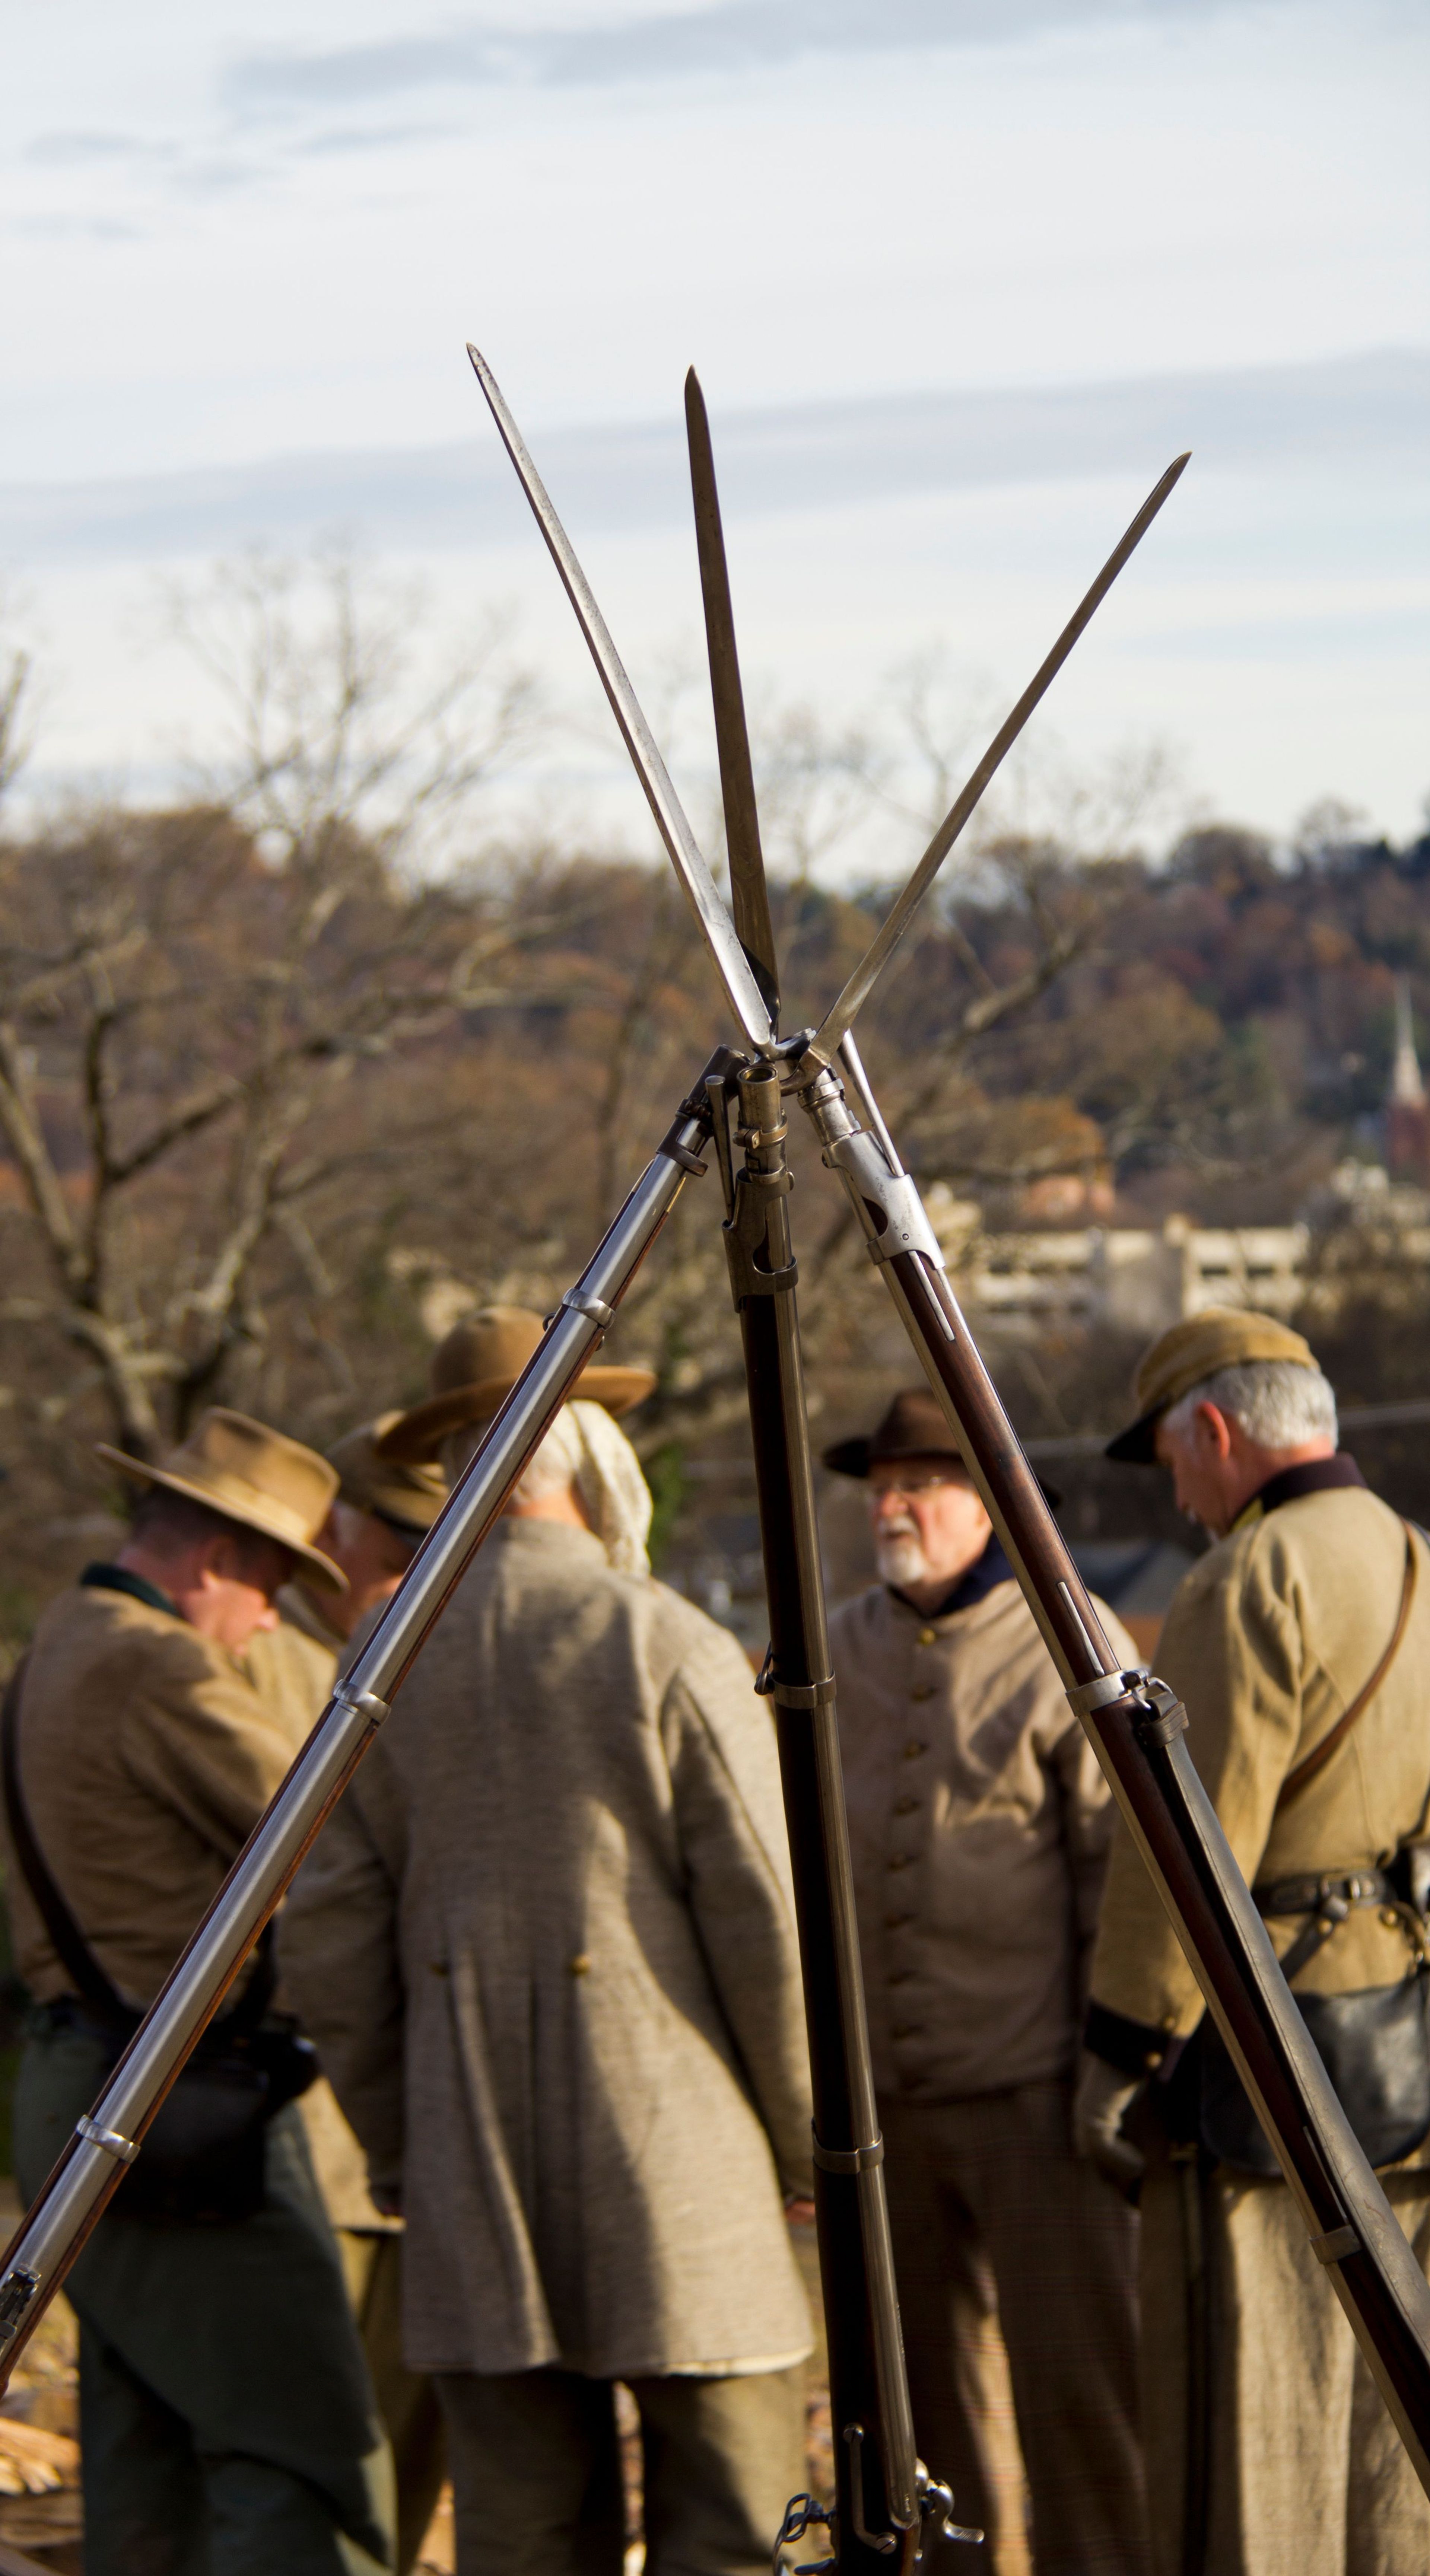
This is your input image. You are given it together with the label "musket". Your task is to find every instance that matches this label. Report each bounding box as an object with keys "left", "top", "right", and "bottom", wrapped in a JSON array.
[
  {"left": 8, "top": 350, "right": 1428, "bottom": 2572},
  {"left": 468, "top": 346, "right": 1184, "bottom": 2562},
  {"left": 475, "top": 348, "right": 1430, "bottom": 2529}
]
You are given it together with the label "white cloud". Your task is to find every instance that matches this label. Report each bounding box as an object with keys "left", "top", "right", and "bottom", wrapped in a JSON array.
[
  {"left": 2, "top": 0, "right": 1425, "bottom": 835},
  {"left": 219, "top": 0, "right": 1229, "bottom": 115}
]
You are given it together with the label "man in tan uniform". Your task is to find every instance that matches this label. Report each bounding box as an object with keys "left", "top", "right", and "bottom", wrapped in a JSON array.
[
  {"left": 247, "top": 1422, "right": 448, "bottom": 2576},
  {"left": 1078, "top": 1309, "right": 1430, "bottom": 2576},
  {"left": 280, "top": 1311, "right": 815, "bottom": 2576},
  {"left": 4, "top": 1409, "right": 392, "bottom": 2576},
  {"left": 249, "top": 1417, "right": 447, "bottom": 1744},
  {"left": 826, "top": 1389, "right": 1148, "bottom": 2576}
]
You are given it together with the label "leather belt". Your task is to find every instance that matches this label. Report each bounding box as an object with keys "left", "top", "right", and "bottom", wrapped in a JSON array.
[
  {"left": 1253, "top": 1867, "right": 1392, "bottom": 1918},
  {"left": 1252, "top": 1867, "right": 1395, "bottom": 1987}
]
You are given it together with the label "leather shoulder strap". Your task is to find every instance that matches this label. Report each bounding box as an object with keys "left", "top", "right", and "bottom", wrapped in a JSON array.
[
  {"left": 0, "top": 1657, "right": 130, "bottom": 2020},
  {"left": 1276, "top": 1521, "right": 1418, "bottom": 1815}
]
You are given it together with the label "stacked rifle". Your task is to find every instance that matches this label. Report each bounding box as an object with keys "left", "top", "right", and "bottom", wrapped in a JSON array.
[{"left": 0, "top": 351, "right": 1427, "bottom": 2571}]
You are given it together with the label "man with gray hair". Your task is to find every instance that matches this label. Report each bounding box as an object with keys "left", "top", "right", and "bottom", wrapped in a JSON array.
[
  {"left": 1077, "top": 1308, "right": 1430, "bottom": 2576},
  {"left": 279, "top": 1310, "right": 814, "bottom": 2576}
]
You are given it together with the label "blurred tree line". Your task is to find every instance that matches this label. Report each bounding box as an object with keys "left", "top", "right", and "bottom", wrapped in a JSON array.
[{"left": 0, "top": 559, "right": 1427, "bottom": 1649}]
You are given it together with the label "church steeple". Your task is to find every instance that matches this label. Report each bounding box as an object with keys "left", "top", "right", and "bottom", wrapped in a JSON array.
[
  {"left": 1391, "top": 974, "right": 1426, "bottom": 1108},
  {"left": 1387, "top": 975, "right": 1430, "bottom": 1177}
]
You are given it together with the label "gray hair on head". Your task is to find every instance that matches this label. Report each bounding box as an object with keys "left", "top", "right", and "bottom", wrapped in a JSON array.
[{"left": 1163, "top": 1357, "right": 1337, "bottom": 1451}]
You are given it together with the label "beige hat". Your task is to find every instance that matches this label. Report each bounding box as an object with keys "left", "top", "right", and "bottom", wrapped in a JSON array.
[
  {"left": 377, "top": 1308, "right": 657, "bottom": 1467},
  {"left": 96, "top": 1408, "right": 346, "bottom": 1591},
  {"left": 1106, "top": 1307, "right": 1321, "bottom": 1464},
  {"left": 328, "top": 1416, "right": 447, "bottom": 1535}
]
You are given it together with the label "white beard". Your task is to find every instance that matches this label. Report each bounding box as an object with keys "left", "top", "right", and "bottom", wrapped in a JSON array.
[{"left": 874, "top": 1523, "right": 930, "bottom": 1589}]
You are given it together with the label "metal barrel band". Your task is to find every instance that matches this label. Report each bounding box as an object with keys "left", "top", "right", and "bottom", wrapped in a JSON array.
[
  {"left": 812, "top": 2133, "right": 885, "bottom": 2175},
  {"left": 1067, "top": 1668, "right": 1188, "bottom": 1750},
  {"left": 1065, "top": 1669, "right": 1149, "bottom": 1717},
  {"left": 559, "top": 1289, "right": 615, "bottom": 1330},
  {"left": 753, "top": 1653, "right": 836, "bottom": 1711},
  {"left": 331, "top": 1682, "right": 390, "bottom": 1729},
  {"left": 75, "top": 2114, "right": 138, "bottom": 2165}
]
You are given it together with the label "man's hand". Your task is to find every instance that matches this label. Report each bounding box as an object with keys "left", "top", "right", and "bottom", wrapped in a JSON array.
[{"left": 1073, "top": 2051, "right": 1145, "bottom": 2191}]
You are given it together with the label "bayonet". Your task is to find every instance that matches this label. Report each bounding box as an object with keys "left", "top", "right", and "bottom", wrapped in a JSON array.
[
  {"left": 684, "top": 368, "right": 780, "bottom": 1029},
  {"left": 803, "top": 450, "right": 1189, "bottom": 1070},
  {"left": 466, "top": 344, "right": 775, "bottom": 1053}
]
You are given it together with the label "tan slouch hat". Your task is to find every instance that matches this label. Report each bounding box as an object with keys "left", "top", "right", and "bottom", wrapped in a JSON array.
[
  {"left": 1105, "top": 1307, "right": 1321, "bottom": 1465},
  {"left": 378, "top": 1307, "right": 656, "bottom": 1466},
  {"left": 327, "top": 1416, "right": 447, "bottom": 1535},
  {"left": 96, "top": 1407, "right": 346, "bottom": 1589}
]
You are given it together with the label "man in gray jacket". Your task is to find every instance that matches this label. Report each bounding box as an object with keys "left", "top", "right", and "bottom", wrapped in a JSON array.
[
  {"left": 281, "top": 1311, "right": 814, "bottom": 2576},
  {"left": 826, "top": 1389, "right": 1147, "bottom": 2576}
]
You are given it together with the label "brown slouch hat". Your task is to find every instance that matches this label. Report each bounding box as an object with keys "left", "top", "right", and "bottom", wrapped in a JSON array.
[{"left": 1105, "top": 1307, "right": 1320, "bottom": 1465}]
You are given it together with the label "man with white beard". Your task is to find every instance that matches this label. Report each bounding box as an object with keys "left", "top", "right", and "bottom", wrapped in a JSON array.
[{"left": 826, "top": 1390, "right": 1149, "bottom": 2576}]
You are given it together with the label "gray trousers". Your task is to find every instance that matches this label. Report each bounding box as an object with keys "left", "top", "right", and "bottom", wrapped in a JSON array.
[
  {"left": 435, "top": 2362, "right": 805, "bottom": 2576},
  {"left": 14, "top": 2025, "right": 394, "bottom": 2576},
  {"left": 881, "top": 2083, "right": 1148, "bottom": 2576}
]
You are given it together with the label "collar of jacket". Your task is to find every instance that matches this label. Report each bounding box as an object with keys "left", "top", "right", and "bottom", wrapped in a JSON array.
[
  {"left": 890, "top": 1532, "right": 1014, "bottom": 1624},
  {"left": 1231, "top": 1451, "right": 1367, "bottom": 1534},
  {"left": 80, "top": 1561, "right": 181, "bottom": 1620},
  {"left": 493, "top": 1516, "right": 608, "bottom": 1563}
]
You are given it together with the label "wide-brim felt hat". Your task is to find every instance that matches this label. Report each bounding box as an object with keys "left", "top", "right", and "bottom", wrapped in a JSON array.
[
  {"left": 96, "top": 1407, "right": 346, "bottom": 1591},
  {"left": 823, "top": 1387, "right": 1061, "bottom": 1507},
  {"left": 327, "top": 1416, "right": 448, "bottom": 1534},
  {"left": 1106, "top": 1306, "right": 1321, "bottom": 1465},
  {"left": 823, "top": 1388, "right": 966, "bottom": 1479},
  {"left": 377, "top": 1307, "right": 657, "bottom": 1467}
]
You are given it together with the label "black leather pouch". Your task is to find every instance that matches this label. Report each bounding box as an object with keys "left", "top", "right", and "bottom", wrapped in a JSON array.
[{"left": 1200, "top": 1974, "right": 1430, "bottom": 2176}]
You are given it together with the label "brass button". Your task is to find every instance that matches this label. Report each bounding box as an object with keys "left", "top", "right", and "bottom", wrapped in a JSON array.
[
  {"left": 887, "top": 1853, "right": 914, "bottom": 1872},
  {"left": 1159, "top": 2013, "right": 1178, "bottom": 2032},
  {"left": 917, "top": 1627, "right": 938, "bottom": 1647},
  {"left": 903, "top": 1739, "right": 928, "bottom": 1760},
  {"left": 910, "top": 1684, "right": 936, "bottom": 1702},
  {"left": 1382, "top": 1908, "right": 1401, "bottom": 1929},
  {"left": 569, "top": 1954, "right": 592, "bottom": 1976},
  {"left": 893, "top": 1795, "right": 920, "bottom": 1816},
  {"left": 1143, "top": 2048, "right": 1164, "bottom": 2072}
]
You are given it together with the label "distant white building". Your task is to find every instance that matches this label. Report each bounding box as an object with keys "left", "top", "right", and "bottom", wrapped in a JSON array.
[{"left": 921, "top": 1189, "right": 1310, "bottom": 1335}]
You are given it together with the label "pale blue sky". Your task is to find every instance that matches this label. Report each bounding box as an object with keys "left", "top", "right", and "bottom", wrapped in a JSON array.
[{"left": 2, "top": 0, "right": 1427, "bottom": 847}]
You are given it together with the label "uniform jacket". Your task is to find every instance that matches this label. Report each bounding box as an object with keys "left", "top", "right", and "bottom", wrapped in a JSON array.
[
  {"left": 3, "top": 1574, "right": 296, "bottom": 2009},
  {"left": 832, "top": 1567, "right": 1138, "bottom": 2101},
  {"left": 1090, "top": 1479, "right": 1430, "bottom": 2045},
  {"left": 278, "top": 1516, "right": 813, "bottom": 2379},
  {"left": 244, "top": 1593, "right": 397, "bottom": 2236}
]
